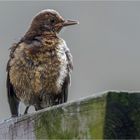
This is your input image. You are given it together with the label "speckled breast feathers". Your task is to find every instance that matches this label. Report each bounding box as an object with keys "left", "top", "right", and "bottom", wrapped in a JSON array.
[{"left": 8, "top": 37, "right": 72, "bottom": 106}]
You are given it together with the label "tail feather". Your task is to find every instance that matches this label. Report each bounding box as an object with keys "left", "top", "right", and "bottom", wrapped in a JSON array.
[{"left": 7, "top": 73, "right": 19, "bottom": 117}]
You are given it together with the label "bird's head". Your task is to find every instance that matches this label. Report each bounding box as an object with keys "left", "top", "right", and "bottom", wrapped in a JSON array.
[{"left": 28, "top": 9, "right": 79, "bottom": 36}]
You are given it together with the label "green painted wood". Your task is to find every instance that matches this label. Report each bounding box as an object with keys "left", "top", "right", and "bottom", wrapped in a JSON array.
[
  {"left": 0, "top": 91, "right": 140, "bottom": 139},
  {"left": 104, "top": 92, "right": 140, "bottom": 139},
  {"left": 35, "top": 94, "right": 106, "bottom": 139}
]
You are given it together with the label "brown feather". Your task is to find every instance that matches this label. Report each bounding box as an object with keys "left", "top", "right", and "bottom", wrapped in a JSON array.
[{"left": 6, "top": 9, "right": 77, "bottom": 116}]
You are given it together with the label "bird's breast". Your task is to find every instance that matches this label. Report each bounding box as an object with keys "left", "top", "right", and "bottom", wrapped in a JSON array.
[
  {"left": 32, "top": 47, "right": 68, "bottom": 94},
  {"left": 9, "top": 42, "right": 68, "bottom": 104}
]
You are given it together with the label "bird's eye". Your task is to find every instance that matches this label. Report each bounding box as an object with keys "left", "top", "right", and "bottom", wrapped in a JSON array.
[{"left": 50, "top": 18, "right": 55, "bottom": 24}]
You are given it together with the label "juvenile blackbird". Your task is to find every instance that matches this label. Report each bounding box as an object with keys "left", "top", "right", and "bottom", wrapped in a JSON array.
[{"left": 7, "top": 9, "right": 78, "bottom": 117}]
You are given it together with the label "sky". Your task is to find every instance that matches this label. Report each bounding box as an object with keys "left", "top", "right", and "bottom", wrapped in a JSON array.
[{"left": 0, "top": 1, "right": 140, "bottom": 120}]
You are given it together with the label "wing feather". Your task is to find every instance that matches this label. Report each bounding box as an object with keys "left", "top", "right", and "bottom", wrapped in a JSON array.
[
  {"left": 55, "top": 42, "right": 73, "bottom": 104},
  {"left": 7, "top": 43, "right": 20, "bottom": 117}
]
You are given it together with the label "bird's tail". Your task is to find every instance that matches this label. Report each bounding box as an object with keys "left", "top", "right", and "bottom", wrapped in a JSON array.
[{"left": 7, "top": 73, "right": 19, "bottom": 117}]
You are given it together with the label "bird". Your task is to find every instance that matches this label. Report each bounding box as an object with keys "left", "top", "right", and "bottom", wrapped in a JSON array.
[{"left": 6, "top": 9, "right": 78, "bottom": 117}]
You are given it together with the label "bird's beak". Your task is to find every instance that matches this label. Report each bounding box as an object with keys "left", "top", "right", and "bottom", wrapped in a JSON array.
[{"left": 63, "top": 20, "right": 79, "bottom": 27}]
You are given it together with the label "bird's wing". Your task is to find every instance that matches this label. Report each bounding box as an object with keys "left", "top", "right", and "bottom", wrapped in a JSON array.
[
  {"left": 64, "top": 43, "right": 73, "bottom": 74},
  {"left": 63, "top": 43, "right": 73, "bottom": 101},
  {"left": 55, "top": 42, "right": 73, "bottom": 104},
  {"left": 6, "top": 43, "right": 20, "bottom": 117}
]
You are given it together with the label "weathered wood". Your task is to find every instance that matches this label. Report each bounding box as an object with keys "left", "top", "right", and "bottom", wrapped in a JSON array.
[
  {"left": 104, "top": 92, "right": 140, "bottom": 139},
  {"left": 0, "top": 91, "right": 140, "bottom": 139}
]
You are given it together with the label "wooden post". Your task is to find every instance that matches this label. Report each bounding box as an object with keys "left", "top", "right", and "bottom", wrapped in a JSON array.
[{"left": 0, "top": 91, "right": 140, "bottom": 139}]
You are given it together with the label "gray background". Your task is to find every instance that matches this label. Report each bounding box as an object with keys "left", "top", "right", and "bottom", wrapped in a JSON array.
[{"left": 0, "top": 1, "right": 140, "bottom": 120}]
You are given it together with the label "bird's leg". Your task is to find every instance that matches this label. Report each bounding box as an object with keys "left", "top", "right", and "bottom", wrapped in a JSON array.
[
  {"left": 35, "top": 105, "right": 43, "bottom": 111},
  {"left": 24, "top": 106, "right": 30, "bottom": 114}
]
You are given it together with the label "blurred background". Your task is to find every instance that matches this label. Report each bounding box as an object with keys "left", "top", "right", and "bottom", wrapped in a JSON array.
[{"left": 1, "top": 1, "right": 140, "bottom": 120}]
